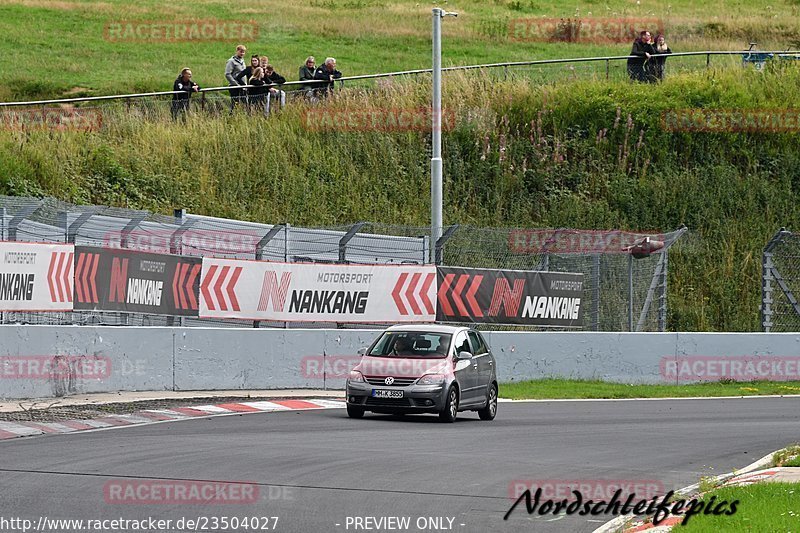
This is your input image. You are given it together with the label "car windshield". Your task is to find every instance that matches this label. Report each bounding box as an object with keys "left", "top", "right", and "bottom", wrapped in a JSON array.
[{"left": 368, "top": 332, "right": 452, "bottom": 359}]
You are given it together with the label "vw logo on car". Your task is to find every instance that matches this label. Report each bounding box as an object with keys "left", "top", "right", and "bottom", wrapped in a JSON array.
[{"left": 345, "top": 325, "right": 498, "bottom": 423}]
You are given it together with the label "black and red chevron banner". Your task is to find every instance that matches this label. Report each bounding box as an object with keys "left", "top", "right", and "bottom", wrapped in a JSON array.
[
  {"left": 436, "top": 267, "right": 584, "bottom": 327},
  {"left": 73, "top": 246, "right": 201, "bottom": 316}
]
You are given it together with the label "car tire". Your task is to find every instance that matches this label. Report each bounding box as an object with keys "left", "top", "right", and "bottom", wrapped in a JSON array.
[
  {"left": 347, "top": 405, "right": 365, "bottom": 419},
  {"left": 439, "top": 386, "right": 458, "bottom": 423},
  {"left": 478, "top": 383, "right": 498, "bottom": 421}
]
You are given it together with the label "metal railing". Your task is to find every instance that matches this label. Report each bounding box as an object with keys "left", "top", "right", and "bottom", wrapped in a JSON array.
[{"left": 0, "top": 50, "right": 797, "bottom": 108}]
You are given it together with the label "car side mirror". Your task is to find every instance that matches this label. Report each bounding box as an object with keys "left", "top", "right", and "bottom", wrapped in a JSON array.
[
  {"left": 357, "top": 347, "right": 367, "bottom": 356},
  {"left": 456, "top": 351, "right": 472, "bottom": 361}
]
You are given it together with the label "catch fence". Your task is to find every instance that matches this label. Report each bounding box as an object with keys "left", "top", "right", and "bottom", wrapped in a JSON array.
[{"left": 0, "top": 195, "right": 685, "bottom": 331}]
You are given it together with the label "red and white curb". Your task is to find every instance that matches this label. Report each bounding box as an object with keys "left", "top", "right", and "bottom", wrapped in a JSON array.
[{"left": 0, "top": 398, "right": 346, "bottom": 441}]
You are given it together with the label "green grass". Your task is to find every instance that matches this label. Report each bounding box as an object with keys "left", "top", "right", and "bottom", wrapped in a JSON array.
[
  {"left": 1, "top": 0, "right": 800, "bottom": 100},
  {"left": 3, "top": 2, "right": 800, "bottom": 331},
  {"left": 499, "top": 379, "right": 800, "bottom": 399},
  {"left": 677, "top": 482, "right": 800, "bottom": 531}
]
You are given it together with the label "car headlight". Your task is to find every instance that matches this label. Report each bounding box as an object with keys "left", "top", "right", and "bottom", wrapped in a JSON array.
[
  {"left": 417, "top": 374, "right": 445, "bottom": 386},
  {"left": 348, "top": 370, "right": 365, "bottom": 383}
]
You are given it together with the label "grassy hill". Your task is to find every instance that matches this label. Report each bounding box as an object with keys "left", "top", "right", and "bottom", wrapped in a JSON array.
[
  {"left": 1, "top": 0, "right": 800, "bottom": 100},
  {"left": 2, "top": 64, "right": 800, "bottom": 331},
  {"left": 2, "top": 0, "right": 800, "bottom": 331}
]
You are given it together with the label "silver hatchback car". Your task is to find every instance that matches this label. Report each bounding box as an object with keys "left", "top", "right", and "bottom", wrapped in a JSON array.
[{"left": 345, "top": 325, "right": 498, "bottom": 422}]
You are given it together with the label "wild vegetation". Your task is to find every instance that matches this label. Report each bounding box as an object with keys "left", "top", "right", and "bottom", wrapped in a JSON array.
[{"left": 2, "top": 1, "right": 800, "bottom": 330}]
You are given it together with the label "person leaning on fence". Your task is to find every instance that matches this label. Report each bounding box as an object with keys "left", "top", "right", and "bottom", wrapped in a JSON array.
[
  {"left": 627, "top": 31, "right": 656, "bottom": 83},
  {"left": 171, "top": 68, "right": 200, "bottom": 121},
  {"left": 263, "top": 64, "right": 287, "bottom": 113},
  {"left": 299, "top": 56, "right": 317, "bottom": 99},
  {"left": 313, "top": 57, "right": 343, "bottom": 98},
  {"left": 225, "top": 45, "right": 248, "bottom": 113},
  {"left": 650, "top": 34, "right": 672, "bottom": 82},
  {"left": 246, "top": 67, "right": 268, "bottom": 114}
]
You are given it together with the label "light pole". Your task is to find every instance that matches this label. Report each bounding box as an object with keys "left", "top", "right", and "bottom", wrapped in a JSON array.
[{"left": 431, "top": 7, "right": 457, "bottom": 264}]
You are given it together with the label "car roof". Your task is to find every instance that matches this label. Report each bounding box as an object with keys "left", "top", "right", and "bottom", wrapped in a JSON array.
[{"left": 384, "top": 324, "right": 467, "bottom": 334}]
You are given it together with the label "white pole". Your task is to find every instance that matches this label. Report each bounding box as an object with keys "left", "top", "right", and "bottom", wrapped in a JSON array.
[{"left": 431, "top": 8, "right": 443, "bottom": 263}]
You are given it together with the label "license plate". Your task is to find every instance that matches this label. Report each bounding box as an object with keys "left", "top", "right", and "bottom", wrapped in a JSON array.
[{"left": 372, "top": 389, "right": 403, "bottom": 399}]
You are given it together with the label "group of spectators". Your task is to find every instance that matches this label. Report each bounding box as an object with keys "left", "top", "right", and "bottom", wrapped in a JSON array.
[
  {"left": 171, "top": 44, "right": 343, "bottom": 119},
  {"left": 626, "top": 30, "right": 672, "bottom": 83}
]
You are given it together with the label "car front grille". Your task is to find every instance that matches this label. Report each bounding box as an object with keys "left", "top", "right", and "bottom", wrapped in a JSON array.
[{"left": 365, "top": 376, "right": 417, "bottom": 387}]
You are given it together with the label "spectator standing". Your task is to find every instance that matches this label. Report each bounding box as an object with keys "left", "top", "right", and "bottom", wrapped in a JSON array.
[
  {"left": 651, "top": 35, "right": 672, "bottom": 81},
  {"left": 171, "top": 68, "right": 200, "bottom": 121},
  {"left": 264, "top": 64, "right": 287, "bottom": 113},
  {"left": 299, "top": 56, "right": 317, "bottom": 98},
  {"left": 626, "top": 31, "right": 655, "bottom": 83},
  {"left": 225, "top": 45, "right": 247, "bottom": 113},
  {"left": 235, "top": 55, "right": 262, "bottom": 107},
  {"left": 247, "top": 67, "right": 268, "bottom": 115},
  {"left": 313, "top": 57, "right": 343, "bottom": 98},
  {"left": 235, "top": 55, "right": 261, "bottom": 85}
]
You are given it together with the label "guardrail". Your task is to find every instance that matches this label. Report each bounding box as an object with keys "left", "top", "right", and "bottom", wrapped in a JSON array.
[{"left": 0, "top": 50, "right": 796, "bottom": 108}]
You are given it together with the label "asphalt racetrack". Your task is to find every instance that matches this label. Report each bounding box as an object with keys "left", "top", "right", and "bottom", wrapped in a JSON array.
[{"left": 1, "top": 397, "right": 799, "bottom": 533}]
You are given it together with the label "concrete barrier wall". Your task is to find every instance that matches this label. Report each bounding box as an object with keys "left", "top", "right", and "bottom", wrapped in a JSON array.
[{"left": 0, "top": 326, "right": 798, "bottom": 399}]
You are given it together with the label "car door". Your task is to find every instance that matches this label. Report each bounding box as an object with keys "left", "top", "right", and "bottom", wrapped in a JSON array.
[
  {"left": 452, "top": 330, "right": 479, "bottom": 405},
  {"left": 468, "top": 330, "right": 493, "bottom": 399}
]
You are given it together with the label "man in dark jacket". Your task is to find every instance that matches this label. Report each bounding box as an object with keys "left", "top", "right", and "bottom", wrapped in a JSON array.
[
  {"left": 171, "top": 68, "right": 200, "bottom": 120},
  {"left": 264, "top": 65, "right": 287, "bottom": 113},
  {"left": 313, "top": 57, "right": 343, "bottom": 97},
  {"left": 627, "top": 31, "right": 655, "bottom": 83}
]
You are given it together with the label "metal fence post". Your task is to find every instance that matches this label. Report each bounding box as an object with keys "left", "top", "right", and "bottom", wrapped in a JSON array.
[
  {"left": 120, "top": 212, "right": 148, "bottom": 249},
  {"left": 628, "top": 253, "right": 634, "bottom": 331},
  {"left": 435, "top": 224, "right": 459, "bottom": 265},
  {"left": 591, "top": 254, "right": 600, "bottom": 331},
  {"left": 7, "top": 202, "right": 42, "bottom": 242},
  {"left": 253, "top": 223, "right": 287, "bottom": 328},
  {"left": 339, "top": 222, "right": 366, "bottom": 263},
  {"left": 66, "top": 207, "right": 100, "bottom": 244},
  {"left": 0, "top": 207, "right": 5, "bottom": 241},
  {"left": 762, "top": 228, "right": 788, "bottom": 332},
  {"left": 657, "top": 251, "right": 668, "bottom": 332}
]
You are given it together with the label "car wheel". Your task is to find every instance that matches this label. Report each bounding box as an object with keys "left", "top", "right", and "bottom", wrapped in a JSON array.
[
  {"left": 478, "top": 383, "right": 497, "bottom": 421},
  {"left": 439, "top": 386, "right": 458, "bottom": 423},
  {"left": 347, "top": 405, "right": 365, "bottom": 419}
]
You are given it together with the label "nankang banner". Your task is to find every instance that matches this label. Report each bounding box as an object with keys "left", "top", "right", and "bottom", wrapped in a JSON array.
[
  {"left": 73, "top": 246, "right": 202, "bottom": 316},
  {"left": 198, "top": 259, "right": 437, "bottom": 323},
  {"left": 0, "top": 242, "right": 74, "bottom": 311},
  {"left": 436, "top": 267, "right": 584, "bottom": 327}
]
